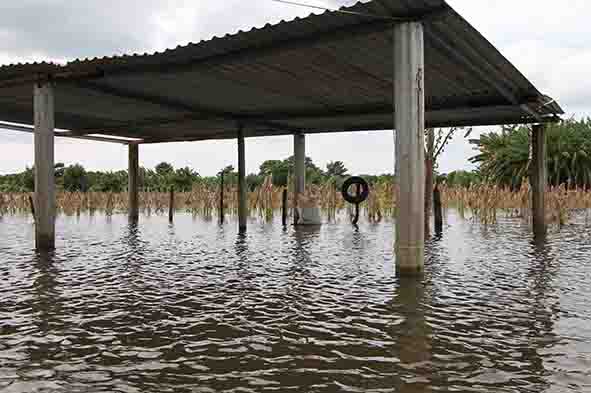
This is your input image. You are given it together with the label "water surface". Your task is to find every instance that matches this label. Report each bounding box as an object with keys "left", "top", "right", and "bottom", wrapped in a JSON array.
[{"left": 1, "top": 211, "right": 590, "bottom": 392}]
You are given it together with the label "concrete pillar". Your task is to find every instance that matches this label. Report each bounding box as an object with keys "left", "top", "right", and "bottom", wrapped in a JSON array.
[
  {"left": 531, "top": 124, "right": 547, "bottom": 237},
  {"left": 293, "top": 132, "right": 306, "bottom": 224},
  {"left": 237, "top": 126, "right": 247, "bottom": 232},
  {"left": 394, "top": 21, "right": 425, "bottom": 276},
  {"left": 128, "top": 144, "right": 139, "bottom": 221},
  {"left": 34, "top": 82, "right": 56, "bottom": 251}
]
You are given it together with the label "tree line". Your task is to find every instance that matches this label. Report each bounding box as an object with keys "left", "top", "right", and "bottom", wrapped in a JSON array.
[
  {"left": 3, "top": 118, "right": 587, "bottom": 193},
  {"left": 0, "top": 156, "right": 395, "bottom": 193}
]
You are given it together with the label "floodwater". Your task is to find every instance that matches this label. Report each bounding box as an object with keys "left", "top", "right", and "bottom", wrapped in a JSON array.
[{"left": 1, "top": 211, "right": 590, "bottom": 393}]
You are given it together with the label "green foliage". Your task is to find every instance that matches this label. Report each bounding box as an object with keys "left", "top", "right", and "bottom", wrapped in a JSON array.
[
  {"left": 155, "top": 162, "right": 174, "bottom": 176},
  {"left": 470, "top": 119, "right": 591, "bottom": 188},
  {"left": 440, "top": 170, "right": 481, "bottom": 188},
  {"left": 87, "top": 171, "right": 128, "bottom": 192},
  {"left": 257, "top": 156, "right": 325, "bottom": 186},
  {"left": 0, "top": 154, "right": 393, "bottom": 193},
  {"left": 0, "top": 168, "right": 33, "bottom": 192},
  {"left": 63, "top": 164, "right": 89, "bottom": 192},
  {"left": 469, "top": 125, "right": 530, "bottom": 188},
  {"left": 326, "top": 161, "right": 348, "bottom": 177},
  {"left": 22, "top": 167, "right": 34, "bottom": 191},
  {"left": 171, "top": 167, "right": 200, "bottom": 192},
  {"left": 259, "top": 159, "right": 289, "bottom": 186},
  {"left": 54, "top": 163, "right": 65, "bottom": 179},
  {"left": 246, "top": 173, "right": 264, "bottom": 191}
]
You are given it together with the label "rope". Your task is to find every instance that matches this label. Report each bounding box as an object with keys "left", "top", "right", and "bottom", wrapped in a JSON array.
[{"left": 269, "top": 0, "right": 407, "bottom": 21}]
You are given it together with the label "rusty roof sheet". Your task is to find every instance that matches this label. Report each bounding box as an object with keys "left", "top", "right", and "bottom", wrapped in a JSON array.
[{"left": 0, "top": 0, "right": 563, "bottom": 143}]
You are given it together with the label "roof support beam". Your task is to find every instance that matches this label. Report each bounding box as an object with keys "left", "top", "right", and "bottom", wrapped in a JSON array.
[
  {"left": 137, "top": 113, "right": 547, "bottom": 144},
  {"left": 424, "top": 26, "right": 543, "bottom": 121},
  {"left": 68, "top": 98, "right": 533, "bottom": 135},
  {"left": 425, "top": 26, "right": 518, "bottom": 104},
  {"left": 0, "top": 121, "right": 134, "bottom": 144},
  {"left": 71, "top": 80, "right": 303, "bottom": 134}
]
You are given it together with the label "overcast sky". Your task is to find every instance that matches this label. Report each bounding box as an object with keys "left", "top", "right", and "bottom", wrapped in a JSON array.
[{"left": 0, "top": 0, "right": 588, "bottom": 176}]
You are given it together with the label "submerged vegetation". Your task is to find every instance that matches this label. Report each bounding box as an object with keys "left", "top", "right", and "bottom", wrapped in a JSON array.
[{"left": 1, "top": 183, "right": 590, "bottom": 228}]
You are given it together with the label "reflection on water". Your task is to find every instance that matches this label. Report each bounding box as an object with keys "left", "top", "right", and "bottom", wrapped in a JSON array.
[{"left": 1, "top": 210, "right": 590, "bottom": 392}]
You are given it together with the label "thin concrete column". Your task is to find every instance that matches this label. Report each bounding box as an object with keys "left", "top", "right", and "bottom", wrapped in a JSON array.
[
  {"left": 237, "top": 126, "right": 247, "bottom": 232},
  {"left": 394, "top": 21, "right": 425, "bottom": 276},
  {"left": 128, "top": 144, "right": 139, "bottom": 221},
  {"left": 531, "top": 124, "right": 547, "bottom": 237},
  {"left": 34, "top": 82, "right": 56, "bottom": 250},
  {"left": 293, "top": 132, "right": 306, "bottom": 223}
]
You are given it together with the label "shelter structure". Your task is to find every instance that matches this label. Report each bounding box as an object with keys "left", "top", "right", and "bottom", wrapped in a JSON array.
[{"left": 0, "top": 0, "right": 562, "bottom": 275}]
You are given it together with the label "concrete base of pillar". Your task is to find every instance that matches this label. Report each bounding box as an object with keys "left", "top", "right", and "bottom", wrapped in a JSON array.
[
  {"left": 295, "top": 207, "right": 322, "bottom": 225},
  {"left": 35, "top": 233, "right": 55, "bottom": 251},
  {"left": 395, "top": 245, "right": 425, "bottom": 276}
]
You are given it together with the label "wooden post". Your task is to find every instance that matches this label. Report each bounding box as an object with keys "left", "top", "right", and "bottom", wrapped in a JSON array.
[
  {"left": 168, "top": 186, "right": 174, "bottom": 223},
  {"left": 34, "top": 82, "right": 56, "bottom": 251},
  {"left": 531, "top": 124, "right": 547, "bottom": 237},
  {"left": 237, "top": 125, "right": 247, "bottom": 232},
  {"left": 219, "top": 171, "right": 224, "bottom": 224},
  {"left": 282, "top": 188, "right": 288, "bottom": 226},
  {"left": 294, "top": 132, "right": 306, "bottom": 224},
  {"left": 28, "top": 194, "right": 36, "bottom": 221},
  {"left": 394, "top": 21, "right": 425, "bottom": 276},
  {"left": 128, "top": 144, "right": 139, "bottom": 221},
  {"left": 353, "top": 183, "right": 361, "bottom": 225},
  {"left": 433, "top": 183, "right": 443, "bottom": 235}
]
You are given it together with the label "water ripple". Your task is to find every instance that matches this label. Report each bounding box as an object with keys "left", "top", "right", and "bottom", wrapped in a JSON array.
[{"left": 0, "top": 211, "right": 590, "bottom": 392}]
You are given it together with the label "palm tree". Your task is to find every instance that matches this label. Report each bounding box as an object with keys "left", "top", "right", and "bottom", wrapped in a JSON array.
[{"left": 470, "top": 119, "right": 591, "bottom": 189}]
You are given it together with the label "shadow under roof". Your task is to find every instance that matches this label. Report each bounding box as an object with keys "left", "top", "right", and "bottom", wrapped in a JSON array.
[{"left": 0, "top": 0, "right": 563, "bottom": 143}]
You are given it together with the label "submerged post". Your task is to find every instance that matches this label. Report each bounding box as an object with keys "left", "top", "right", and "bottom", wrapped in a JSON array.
[
  {"left": 433, "top": 183, "right": 443, "bottom": 235},
  {"left": 531, "top": 124, "right": 547, "bottom": 237},
  {"left": 282, "top": 188, "right": 288, "bottom": 226},
  {"left": 34, "top": 82, "right": 56, "bottom": 250},
  {"left": 237, "top": 125, "right": 247, "bottom": 232},
  {"left": 128, "top": 144, "right": 139, "bottom": 221},
  {"left": 219, "top": 171, "right": 225, "bottom": 224},
  {"left": 394, "top": 21, "right": 425, "bottom": 276},
  {"left": 169, "top": 186, "right": 174, "bottom": 223},
  {"left": 294, "top": 132, "right": 306, "bottom": 224}
]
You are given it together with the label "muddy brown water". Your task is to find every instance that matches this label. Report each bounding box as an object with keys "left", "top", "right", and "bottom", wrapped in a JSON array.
[{"left": 1, "top": 211, "right": 590, "bottom": 392}]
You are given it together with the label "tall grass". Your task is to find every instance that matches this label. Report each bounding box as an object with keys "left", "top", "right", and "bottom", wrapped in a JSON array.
[{"left": 2, "top": 182, "right": 590, "bottom": 227}]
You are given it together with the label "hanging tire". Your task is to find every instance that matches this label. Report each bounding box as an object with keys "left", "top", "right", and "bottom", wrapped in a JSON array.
[{"left": 341, "top": 176, "right": 370, "bottom": 204}]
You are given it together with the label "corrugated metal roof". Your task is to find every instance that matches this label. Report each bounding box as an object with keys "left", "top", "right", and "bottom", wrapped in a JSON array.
[{"left": 0, "top": 0, "right": 563, "bottom": 143}]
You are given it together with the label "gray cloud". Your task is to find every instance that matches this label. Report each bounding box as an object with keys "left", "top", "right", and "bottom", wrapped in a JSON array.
[
  {"left": 0, "top": 0, "right": 589, "bottom": 176},
  {"left": 0, "top": 0, "right": 340, "bottom": 62},
  {"left": 0, "top": 1, "right": 169, "bottom": 61}
]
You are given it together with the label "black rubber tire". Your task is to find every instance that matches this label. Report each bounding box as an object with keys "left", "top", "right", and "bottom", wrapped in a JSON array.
[{"left": 341, "top": 176, "right": 370, "bottom": 204}]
